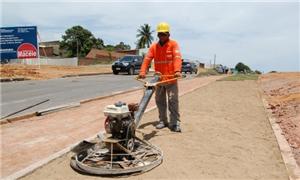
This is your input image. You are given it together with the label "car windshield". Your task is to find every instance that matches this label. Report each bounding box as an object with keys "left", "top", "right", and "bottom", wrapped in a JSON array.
[
  {"left": 182, "top": 62, "right": 190, "bottom": 65},
  {"left": 120, "top": 56, "right": 133, "bottom": 62}
]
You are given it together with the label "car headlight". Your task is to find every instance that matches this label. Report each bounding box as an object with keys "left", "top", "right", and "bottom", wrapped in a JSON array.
[{"left": 122, "top": 62, "right": 129, "bottom": 66}]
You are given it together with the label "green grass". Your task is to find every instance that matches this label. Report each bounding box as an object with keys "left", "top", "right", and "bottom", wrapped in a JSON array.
[
  {"left": 197, "top": 69, "right": 220, "bottom": 77},
  {"left": 219, "top": 74, "right": 259, "bottom": 81}
]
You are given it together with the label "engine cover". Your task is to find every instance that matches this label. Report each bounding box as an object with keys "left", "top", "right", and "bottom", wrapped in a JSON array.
[{"left": 103, "top": 101, "right": 131, "bottom": 120}]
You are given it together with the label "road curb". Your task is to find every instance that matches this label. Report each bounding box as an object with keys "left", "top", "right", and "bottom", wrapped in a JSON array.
[
  {"left": 0, "top": 87, "right": 143, "bottom": 125},
  {"left": 259, "top": 92, "right": 300, "bottom": 179},
  {"left": 80, "top": 87, "right": 143, "bottom": 104},
  {"left": 61, "top": 72, "right": 112, "bottom": 78},
  {"left": 0, "top": 77, "right": 30, "bottom": 83},
  {"left": 0, "top": 73, "right": 112, "bottom": 83},
  {"left": 258, "top": 77, "right": 300, "bottom": 180},
  {"left": 0, "top": 113, "right": 36, "bottom": 125},
  {"left": 261, "top": 98, "right": 300, "bottom": 180},
  {"left": 36, "top": 103, "right": 81, "bottom": 116}
]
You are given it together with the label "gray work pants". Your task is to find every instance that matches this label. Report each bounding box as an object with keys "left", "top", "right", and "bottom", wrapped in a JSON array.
[{"left": 155, "top": 82, "right": 180, "bottom": 126}]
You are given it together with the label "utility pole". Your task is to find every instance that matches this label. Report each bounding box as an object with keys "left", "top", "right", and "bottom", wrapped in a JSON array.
[
  {"left": 213, "top": 54, "right": 216, "bottom": 68},
  {"left": 76, "top": 38, "right": 79, "bottom": 59}
]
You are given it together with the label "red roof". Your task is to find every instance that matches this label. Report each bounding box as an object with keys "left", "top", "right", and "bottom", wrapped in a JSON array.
[{"left": 86, "top": 49, "right": 127, "bottom": 59}]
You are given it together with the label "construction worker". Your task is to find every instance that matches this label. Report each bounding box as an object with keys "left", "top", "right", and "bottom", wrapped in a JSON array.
[{"left": 138, "top": 22, "right": 182, "bottom": 132}]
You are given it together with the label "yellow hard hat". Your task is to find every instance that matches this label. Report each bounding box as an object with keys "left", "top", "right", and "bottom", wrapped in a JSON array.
[{"left": 157, "top": 22, "right": 170, "bottom": 33}]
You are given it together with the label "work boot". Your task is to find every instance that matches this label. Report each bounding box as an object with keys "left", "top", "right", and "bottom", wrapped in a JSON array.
[
  {"left": 170, "top": 125, "right": 182, "bottom": 133},
  {"left": 156, "top": 121, "right": 168, "bottom": 129}
]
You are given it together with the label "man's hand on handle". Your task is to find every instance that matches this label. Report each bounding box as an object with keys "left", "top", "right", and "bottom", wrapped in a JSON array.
[
  {"left": 174, "top": 71, "right": 182, "bottom": 78},
  {"left": 138, "top": 74, "right": 146, "bottom": 79}
]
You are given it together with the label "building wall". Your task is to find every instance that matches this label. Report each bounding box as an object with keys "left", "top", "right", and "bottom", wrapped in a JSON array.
[
  {"left": 39, "top": 47, "right": 54, "bottom": 57},
  {"left": 39, "top": 41, "right": 60, "bottom": 56},
  {"left": 78, "top": 58, "right": 113, "bottom": 66},
  {"left": 9, "top": 57, "right": 78, "bottom": 66},
  {"left": 199, "top": 63, "right": 205, "bottom": 68},
  {"left": 116, "top": 50, "right": 137, "bottom": 55}
]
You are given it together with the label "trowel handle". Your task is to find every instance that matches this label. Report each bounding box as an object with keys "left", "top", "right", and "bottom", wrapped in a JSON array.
[
  {"left": 135, "top": 77, "right": 148, "bottom": 84},
  {"left": 155, "top": 78, "right": 180, "bottom": 86},
  {"left": 135, "top": 75, "right": 183, "bottom": 86}
]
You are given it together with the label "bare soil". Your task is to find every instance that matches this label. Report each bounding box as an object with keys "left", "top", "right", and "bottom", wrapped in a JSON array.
[
  {"left": 259, "top": 72, "right": 300, "bottom": 166},
  {"left": 0, "top": 64, "right": 112, "bottom": 80},
  {"left": 22, "top": 80, "right": 288, "bottom": 180}
]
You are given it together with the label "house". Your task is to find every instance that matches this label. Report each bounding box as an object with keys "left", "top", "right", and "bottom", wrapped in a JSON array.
[
  {"left": 39, "top": 41, "right": 60, "bottom": 57},
  {"left": 116, "top": 48, "right": 149, "bottom": 57},
  {"left": 116, "top": 49, "right": 138, "bottom": 55},
  {"left": 86, "top": 49, "right": 126, "bottom": 60},
  {"left": 80, "top": 49, "right": 128, "bottom": 65}
]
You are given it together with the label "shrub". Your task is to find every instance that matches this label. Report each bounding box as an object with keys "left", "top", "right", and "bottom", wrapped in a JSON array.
[{"left": 235, "top": 62, "right": 251, "bottom": 73}]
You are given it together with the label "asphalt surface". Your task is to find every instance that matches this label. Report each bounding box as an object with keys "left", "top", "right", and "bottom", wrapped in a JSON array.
[{"left": 0, "top": 74, "right": 196, "bottom": 119}]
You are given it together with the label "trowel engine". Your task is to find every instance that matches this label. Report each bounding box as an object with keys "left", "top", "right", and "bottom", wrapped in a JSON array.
[{"left": 104, "top": 102, "right": 136, "bottom": 151}]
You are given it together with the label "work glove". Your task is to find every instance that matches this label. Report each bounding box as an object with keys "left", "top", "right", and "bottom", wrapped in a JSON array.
[
  {"left": 137, "top": 74, "right": 146, "bottom": 79},
  {"left": 174, "top": 72, "right": 182, "bottom": 78}
]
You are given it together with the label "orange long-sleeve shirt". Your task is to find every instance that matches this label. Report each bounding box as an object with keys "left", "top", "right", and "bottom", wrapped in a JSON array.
[{"left": 140, "top": 39, "right": 182, "bottom": 83}]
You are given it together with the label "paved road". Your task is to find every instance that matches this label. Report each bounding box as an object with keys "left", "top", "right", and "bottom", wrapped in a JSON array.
[
  {"left": 0, "top": 75, "right": 141, "bottom": 119},
  {"left": 1, "top": 74, "right": 196, "bottom": 119}
]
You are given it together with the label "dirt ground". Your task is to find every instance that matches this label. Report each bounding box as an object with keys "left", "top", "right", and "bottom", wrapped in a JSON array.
[
  {"left": 22, "top": 80, "right": 288, "bottom": 180},
  {"left": 259, "top": 72, "right": 300, "bottom": 166},
  {"left": 0, "top": 64, "right": 112, "bottom": 80}
]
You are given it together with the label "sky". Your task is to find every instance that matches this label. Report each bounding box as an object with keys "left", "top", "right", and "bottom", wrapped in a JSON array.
[{"left": 1, "top": 0, "right": 299, "bottom": 72}]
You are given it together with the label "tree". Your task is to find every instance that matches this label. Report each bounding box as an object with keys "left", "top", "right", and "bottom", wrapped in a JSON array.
[
  {"left": 136, "top": 24, "right": 154, "bottom": 49},
  {"left": 114, "top": 42, "right": 131, "bottom": 51},
  {"left": 60, "top": 25, "right": 104, "bottom": 57},
  {"left": 103, "top": 42, "right": 131, "bottom": 52},
  {"left": 104, "top": 44, "right": 115, "bottom": 51},
  {"left": 235, "top": 62, "right": 251, "bottom": 73},
  {"left": 254, "top": 70, "right": 262, "bottom": 74}
]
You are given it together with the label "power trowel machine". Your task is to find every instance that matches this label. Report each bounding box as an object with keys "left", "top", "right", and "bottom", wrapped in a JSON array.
[{"left": 70, "top": 73, "right": 179, "bottom": 175}]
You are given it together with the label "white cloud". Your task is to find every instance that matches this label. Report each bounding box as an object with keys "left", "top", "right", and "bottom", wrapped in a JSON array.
[{"left": 1, "top": 1, "right": 299, "bottom": 72}]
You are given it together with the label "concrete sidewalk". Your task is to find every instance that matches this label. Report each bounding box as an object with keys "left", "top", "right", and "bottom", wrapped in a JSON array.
[{"left": 0, "top": 76, "right": 223, "bottom": 179}]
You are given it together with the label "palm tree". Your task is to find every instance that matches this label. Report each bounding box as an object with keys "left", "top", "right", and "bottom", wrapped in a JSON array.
[{"left": 136, "top": 24, "right": 154, "bottom": 49}]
